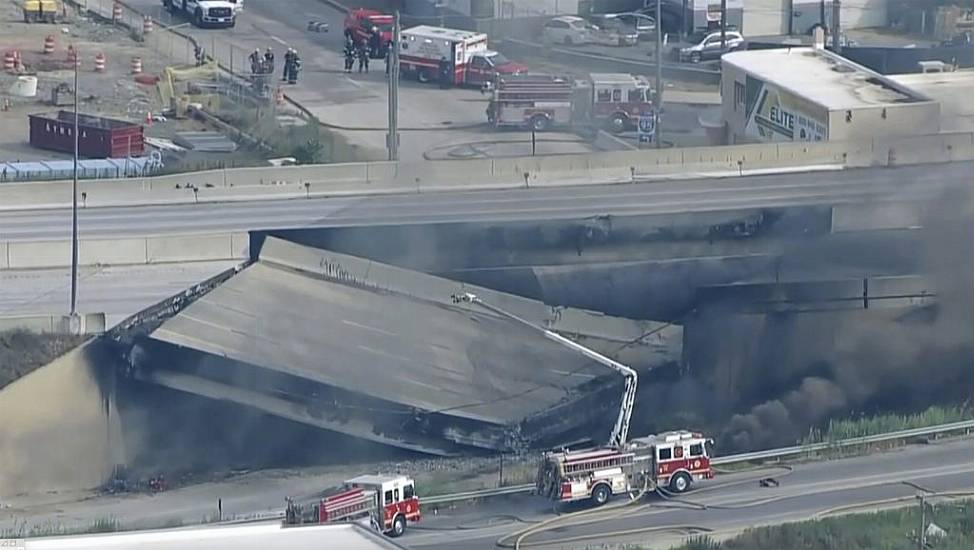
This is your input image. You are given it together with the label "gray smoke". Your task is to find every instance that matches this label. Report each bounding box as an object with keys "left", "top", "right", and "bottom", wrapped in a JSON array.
[{"left": 721, "top": 187, "right": 974, "bottom": 451}]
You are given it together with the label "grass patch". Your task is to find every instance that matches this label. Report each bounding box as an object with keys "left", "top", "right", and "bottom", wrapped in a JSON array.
[
  {"left": 801, "top": 404, "right": 974, "bottom": 449},
  {"left": 670, "top": 499, "right": 974, "bottom": 550},
  {"left": 0, "top": 330, "right": 87, "bottom": 390},
  {"left": 1, "top": 517, "right": 120, "bottom": 538}
]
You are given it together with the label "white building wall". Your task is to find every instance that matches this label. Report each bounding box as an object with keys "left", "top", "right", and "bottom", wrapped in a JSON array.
[
  {"left": 743, "top": 0, "right": 789, "bottom": 36},
  {"left": 442, "top": 0, "right": 579, "bottom": 18},
  {"left": 840, "top": 0, "right": 889, "bottom": 29}
]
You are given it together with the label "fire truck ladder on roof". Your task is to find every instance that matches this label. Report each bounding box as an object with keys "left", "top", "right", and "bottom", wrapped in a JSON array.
[{"left": 451, "top": 292, "right": 637, "bottom": 449}]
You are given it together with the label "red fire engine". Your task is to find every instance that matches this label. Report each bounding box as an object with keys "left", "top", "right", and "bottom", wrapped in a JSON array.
[
  {"left": 486, "top": 73, "right": 653, "bottom": 133},
  {"left": 284, "top": 474, "right": 420, "bottom": 537},
  {"left": 536, "top": 431, "right": 714, "bottom": 507},
  {"left": 344, "top": 8, "right": 393, "bottom": 57}
]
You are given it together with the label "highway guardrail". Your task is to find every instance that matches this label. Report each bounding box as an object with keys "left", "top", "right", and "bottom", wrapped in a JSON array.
[{"left": 422, "top": 419, "right": 974, "bottom": 506}]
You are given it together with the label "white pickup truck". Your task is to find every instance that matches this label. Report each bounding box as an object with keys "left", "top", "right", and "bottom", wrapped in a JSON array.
[{"left": 162, "top": 0, "right": 241, "bottom": 28}]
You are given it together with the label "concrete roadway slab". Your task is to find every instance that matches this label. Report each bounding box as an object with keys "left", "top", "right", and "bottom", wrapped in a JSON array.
[
  {"left": 0, "top": 261, "right": 240, "bottom": 328},
  {"left": 151, "top": 239, "right": 617, "bottom": 426}
]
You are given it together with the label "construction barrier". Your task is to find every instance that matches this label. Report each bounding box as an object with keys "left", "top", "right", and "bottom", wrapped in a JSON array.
[
  {"left": 112, "top": 2, "right": 122, "bottom": 23},
  {"left": 142, "top": 15, "right": 153, "bottom": 35},
  {"left": 130, "top": 56, "right": 142, "bottom": 75},
  {"left": 93, "top": 52, "right": 106, "bottom": 73},
  {"left": 43, "top": 35, "right": 55, "bottom": 55}
]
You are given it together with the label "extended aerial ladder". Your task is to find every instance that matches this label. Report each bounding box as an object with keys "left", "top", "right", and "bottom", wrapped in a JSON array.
[{"left": 451, "top": 292, "right": 637, "bottom": 449}]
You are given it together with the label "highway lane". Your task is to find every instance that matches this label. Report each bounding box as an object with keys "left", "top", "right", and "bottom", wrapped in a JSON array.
[
  {"left": 1, "top": 162, "right": 968, "bottom": 241},
  {"left": 408, "top": 437, "right": 974, "bottom": 549},
  {"left": 0, "top": 261, "right": 240, "bottom": 326}
]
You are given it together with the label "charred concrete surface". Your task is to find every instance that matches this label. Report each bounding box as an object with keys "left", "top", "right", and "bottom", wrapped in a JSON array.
[{"left": 114, "top": 238, "right": 679, "bottom": 456}]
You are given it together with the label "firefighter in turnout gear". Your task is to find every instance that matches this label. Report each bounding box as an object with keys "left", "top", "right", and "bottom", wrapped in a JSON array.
[
  {"left": 357, "top": 40, "right": 369, "bottom": 73},
  {"left": 249, "top": 48, "right": 261, "bottom": 75},
  {"left": 343, "top": 38, "right": 356, "bottom": 73},
  {"left": 282, "top": 48, "right": 295, "bottom": 81},
  {"left": 263, "top": 47, "right": 275, "bottom": 75},
  {"left": 285, "top": 49, "right": 301, "bottom": 84}
]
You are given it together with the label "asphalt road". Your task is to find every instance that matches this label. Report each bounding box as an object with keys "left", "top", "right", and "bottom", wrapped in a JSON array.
[
  {"left": 408, "top": 438, "right": 974, "bottom": 549},
  {"left": 1, "top": 162, "right": 966, "bottom": 241},
  {"left": 0, "top": 261, "right": 239, "bottom": 323}
]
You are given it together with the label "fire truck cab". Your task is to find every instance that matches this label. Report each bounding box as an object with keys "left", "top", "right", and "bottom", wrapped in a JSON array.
[
  {"left": 487, "top": 72, "right": 653, "bottom": 133},
  {"left": 284, "top": 474, "right": 420, "bottom": 538},
  {"left": 344, "top": 8, "right": 393, "bottom": 58},
  {"left": 400, "top": 26, "right": 527, "bottom": 86},
  {"left": 536, "top": 430, "right": 713, "bottom": 508}
]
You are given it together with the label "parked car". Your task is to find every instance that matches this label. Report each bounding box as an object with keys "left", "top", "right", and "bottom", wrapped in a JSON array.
[
  {"left": 543, "top": 15, "right": 593, "bottom": 46},
  {"left": 604, "top": 12, "right": 656, "bottom": 39},
  {"left": 587, "top": 15, "right": 640, "bottom": 47},
  {"left": 679, "top": 30, "right": 744, "bottom": 63}
]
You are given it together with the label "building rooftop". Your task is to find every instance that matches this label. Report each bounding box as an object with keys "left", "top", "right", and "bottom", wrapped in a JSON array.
[
  {"left": 722, "top": 47, "right": 932, "bottom": 111},
  {"left": 891, "top": 70, "right": 974, "bottom": 132}
]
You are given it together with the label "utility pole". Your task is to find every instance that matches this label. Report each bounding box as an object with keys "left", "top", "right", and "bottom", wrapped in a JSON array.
[
  {"left": 916, "top": 493, "right": 926, "bottom": 550},
  {"left": 831, "top": 0, "right": 842, "bottom": 54},
  {"left": 655, "top": 0, "right": 663, "bottom": 149},
  {"left": 820, "top": 0, "right": 826, "bottom": 30},
  {"left": 70, "top": 48, "right": 80, "bottom": 323},
  {"left": 720, "top": 0, "right": 727, "bottom": 52},
  {"left": 387, "top": 10, "right": 400, "bottom": 161}
]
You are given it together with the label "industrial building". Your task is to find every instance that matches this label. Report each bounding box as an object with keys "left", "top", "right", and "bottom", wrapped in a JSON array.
[
  {"left": 744, "top": 0, "right": 889, "bottom": 36},
  {"left": 720, "top": 46, "right": 939, "bottom": 144}
]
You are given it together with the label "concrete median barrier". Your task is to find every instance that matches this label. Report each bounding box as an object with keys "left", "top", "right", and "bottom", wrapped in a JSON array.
[
  {"left": 1, "top": 233, "right": 248, "bottom": 270},
  {"left": 4, "top": 132, "right": 974, "bottom": 210}
]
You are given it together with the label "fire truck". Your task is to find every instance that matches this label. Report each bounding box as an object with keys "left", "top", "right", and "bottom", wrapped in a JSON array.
[
  {"left": 486, "top": 73, "right": 653, "bottom": 133},
  {"left": 536, "top": 431, "right": 714, "bottom": 507},
  {"left": 343, "top": 8, "right": 393, "bottom": 58},
  {"left": 400, "top": 26, "right": 528, "bottom": 86},
  {"left": 284, "top": 474, "right": 420, "bottom": 537}
]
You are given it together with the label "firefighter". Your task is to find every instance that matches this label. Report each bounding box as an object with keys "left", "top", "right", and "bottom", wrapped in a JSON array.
[
  {"left": 287, "top": 49, "right": 301, "bottom": 84},
  {"left": 249, "top": 48, "right": 261, "bottom": 75},
  {"left": 438, "top": 56, "right": 452, "bottom": 89},
  {"left": 357, "top": 40, "right": 369, "bottom": 73},
  {"left": 263, "top": 47, "right": 275, "bottom": 75},
  {"left": 368, "top": 26, "right": 381, "bottom": 58},
  {"left": 343, "top": 38, "right": 356, "bottom": 73},
  {"left": 282, "top": 48, "right": 294, "bottom": 81}
]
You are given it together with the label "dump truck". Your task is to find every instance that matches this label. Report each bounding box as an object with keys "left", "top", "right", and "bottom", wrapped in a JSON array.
[{"left": 23, "top": 0, "right": 59, "bottom": 23}]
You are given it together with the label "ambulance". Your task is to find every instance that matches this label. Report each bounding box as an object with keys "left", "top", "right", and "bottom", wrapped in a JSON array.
[{"left": 400, "top": 25, "right": 527, "bottom": 86}]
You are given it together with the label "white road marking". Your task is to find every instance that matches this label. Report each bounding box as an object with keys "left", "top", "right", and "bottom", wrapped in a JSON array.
[
  {"left": 342, "top": 319, "right": 397, "bottom": 337},
  {"left": 270, "top": 35, "right": 288, "bottom": 46},
  {"left": 343, "top": 76, "right": 365, "bottom": 89}
]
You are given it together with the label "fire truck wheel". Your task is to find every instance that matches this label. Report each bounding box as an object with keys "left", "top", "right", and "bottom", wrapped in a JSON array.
[
  {"left": 669, "top": 472, "right": 692, "bottom": 493},
  {"left": 530, "top": 114, "right": 550, "bottom": 132},
  {"left": 608, "top": 113, "right": 627, "bottom": 133},
  {"left": 418, "top": 70, "right": 431, "bottom": 84},
  {"left": 390, "top": 514, "right": 406, "bottom": 537},
  {"left": 590, "top": 483, "right": 611, "bottom": 506}
]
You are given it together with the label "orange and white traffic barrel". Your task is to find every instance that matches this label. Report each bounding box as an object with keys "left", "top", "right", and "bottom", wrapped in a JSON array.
[
  {"left": 112, "top": 2, "right": 122, "bottom": 23},
  {"left": 94, "top": 52, "right": 106, "bottom": 73},
  {"left": 130, "top": 56, "right": 142, "bottom": 74},
  {"left": 4, "top": 50, "right": 17, "bottom": 72},
  {"left": 43, "top": 35, "right": 55, "bottom": 55},
  {"left": 275, "top": 87, "right": 284, "bottom": 106},
  {"left": 142, "top": 15, "right": 153, "bottom": 34}
]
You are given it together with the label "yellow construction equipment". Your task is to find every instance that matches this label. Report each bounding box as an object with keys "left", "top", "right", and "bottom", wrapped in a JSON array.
[{"left": 23, "top": 0, "right": 59, "bottom": 23}]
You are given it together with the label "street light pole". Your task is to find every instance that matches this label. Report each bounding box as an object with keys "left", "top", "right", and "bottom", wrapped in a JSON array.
[
  {"left": 70, "top": 49, "right": 79, "bottom": 320},
  {"left": 655, "top": 0, "right": 663, "bottom": 149},
  {"left": 387, "top": 10, "right": 400, "bottom": 161}
]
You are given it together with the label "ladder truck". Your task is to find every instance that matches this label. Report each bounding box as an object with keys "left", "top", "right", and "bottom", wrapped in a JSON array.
[{"left": 453, "top": 292, "right": 713, "bottom": 508}]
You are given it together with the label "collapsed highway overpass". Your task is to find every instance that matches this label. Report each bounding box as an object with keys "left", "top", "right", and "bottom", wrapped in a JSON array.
[{"left": 111, "top": 237, "right": 681, "bottom": 455}]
